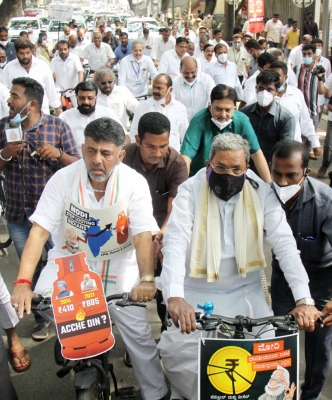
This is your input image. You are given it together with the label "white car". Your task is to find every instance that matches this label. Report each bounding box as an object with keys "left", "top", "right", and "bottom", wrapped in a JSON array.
[
  {"left": 8, "top": 16, "right": 44, "bottom": 42},
  {"left": 125, "top": 17, "right": 160, "bottom": 40},
  {"left": 46, "top": 16, "right": 87, "bottom": 44}
]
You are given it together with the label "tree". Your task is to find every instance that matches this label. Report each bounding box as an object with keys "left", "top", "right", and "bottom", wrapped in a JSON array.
[
  {"left": 205, "top": 0, "right": 217, "bottom": 15},
  {"left": 0, "top": 0, "right": 22, "bottom": 26},
  {"left": 161, "top": 0, "right": 171, "bottom": 13}
]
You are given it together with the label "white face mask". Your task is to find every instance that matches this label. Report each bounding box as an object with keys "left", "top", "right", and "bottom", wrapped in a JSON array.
[
  {"left": 42, "top": 40, "right": 47, "bottom": 46},
  {"left": 257, "top": 90, "right": 274, "bottom": 107},
  {"left": 217, "top": 53, "right": 228, "bottom": 63},
  {"left": 155, "top": 88, "right": 170, "bottom": 107},
  {"left": 28, "top": 28, "right": 33, "bottom": 33},
  {"left": 211, "top": 117, "right": 232, "bottom": 131},
  {"left": 315, "top": 48, "right": 322, "bottom": 56},
  {"left": 0, "top": 61, "right": 6, "bottom": 68},
  {"left": 272, "top": 175, "right": 305, "bottom": 203},
  {"left": 0, "top": 41, "right": 8, "bottom": 47},
  {"left": 184, "top": 78, "right": 197, "bottom": 87}
]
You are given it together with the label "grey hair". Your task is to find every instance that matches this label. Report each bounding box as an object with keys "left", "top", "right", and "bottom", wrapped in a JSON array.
[
  {"left": 132, "top": 40, "right": 143, "bottom": 49},
  {"left": 209, "top": 133, "right": 251, "bottom": 163},
  {"left": 276, "top": 365, "right": 290, "bottom": 385},
  {"left": 267, "top": 48, "right": 284, "bottom": 58},
  {"left": 94, "top": 67, "right": 115, "bottom": 83},
  {"left": 199, "top": 33, "right": 210, "bottom": 41},
  {"left": 92, "top": 31, "right": 102, "bottom": 38}
]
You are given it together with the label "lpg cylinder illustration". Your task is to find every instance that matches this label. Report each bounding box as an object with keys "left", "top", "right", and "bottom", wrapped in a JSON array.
[{"left": 116, "top": 211, "right": 128, "bottom": 245}]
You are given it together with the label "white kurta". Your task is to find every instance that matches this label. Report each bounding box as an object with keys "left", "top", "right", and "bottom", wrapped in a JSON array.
[
  {"left": 206, "top": 60, "right": 240, "bottom": 88},
  {"left": 96, "top": 85, "right": 139, "bottom": 129},
  {"left": 80, "top": 42, "right": 115, "bottom": 71},
  {"left": 129, "top": 96, "right": 189, "bottom": 151},
  {"left": 0, "top": 56, "right": 61, "bottom": 114},
  {"left": 172, "top": 72, "right": 215, "bottom": 121},
  {"left": 158, "top": 48, "right": 189, "bottom": 79},
  {"left": 59, "top": 106, "right": 126, "bottom": 156},
  {"left": 198, "top": 52, "right": 217, "bottom": 73},
  {"left": 150, "top": 36, "right": 176, "bottom": 61},
  {"left": 117, "top": 54, "right": 158, "bottom": 97},
  {"left": 50, "top": 53, "right": 83, "bottom": 91}
]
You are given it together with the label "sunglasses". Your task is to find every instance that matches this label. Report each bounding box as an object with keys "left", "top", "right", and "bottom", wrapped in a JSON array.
[{"left": 99, "top": 80, "right": 114, "bottom": 85}]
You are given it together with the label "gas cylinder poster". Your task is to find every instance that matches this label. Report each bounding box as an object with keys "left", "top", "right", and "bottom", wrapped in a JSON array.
[
  {"left": 52, "top": 252, "right": 115, "bottom": 360},
  {"left": 62, "top": 197, "right": 133, "bottom": 261},
  {"left": 199, "top": 334, "right": 299, "bottom": 400},
  {"left": 248, "top": 0, "right": 265, "bottom": 34}
]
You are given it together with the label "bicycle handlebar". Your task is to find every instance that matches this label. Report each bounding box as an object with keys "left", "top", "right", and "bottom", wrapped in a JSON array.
[{"left": 195, "top": 313, "right": 300, "bottom": 332}]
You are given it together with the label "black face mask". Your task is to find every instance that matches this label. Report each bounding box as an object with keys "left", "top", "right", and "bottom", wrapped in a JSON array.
[
  {"left": 77, "top": 104, "right": 96, "bottom": 115},
  {"left": 77, "top": 36, "right": 83, "bottom": 42},
  {"left": 206, "top": 167, "right": 246, "bottom": 202}
]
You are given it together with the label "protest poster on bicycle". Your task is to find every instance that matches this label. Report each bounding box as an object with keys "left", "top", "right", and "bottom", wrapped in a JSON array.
[{"left": 199, "top": 334, "right": 299, "bottom": 400}]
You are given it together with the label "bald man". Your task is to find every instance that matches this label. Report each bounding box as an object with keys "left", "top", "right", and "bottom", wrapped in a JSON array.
[{"left": 172, "top": 56, "right": 215, "bottom": 121}]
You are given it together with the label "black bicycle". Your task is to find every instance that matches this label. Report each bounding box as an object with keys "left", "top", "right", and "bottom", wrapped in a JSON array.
[
  {"left": 0, "top": 174, "right": 12, "bottom": 250},
  {"left": 32, "top": 292, "right": 146, "bottom": 400}
]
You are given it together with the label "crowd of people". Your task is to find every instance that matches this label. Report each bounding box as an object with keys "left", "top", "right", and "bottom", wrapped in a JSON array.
[{"left": 0, "top": 8, "right": 332, "bottom": 400}]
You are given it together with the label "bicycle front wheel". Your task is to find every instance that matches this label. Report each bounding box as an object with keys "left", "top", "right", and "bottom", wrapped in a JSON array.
[{"left": 0, "top": 175, "right": 11, "bottom": 249}]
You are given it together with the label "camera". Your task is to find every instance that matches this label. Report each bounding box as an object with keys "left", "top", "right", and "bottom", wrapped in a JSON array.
[{"left": 312, "top": 65, "right": 325, "bottom": 76}]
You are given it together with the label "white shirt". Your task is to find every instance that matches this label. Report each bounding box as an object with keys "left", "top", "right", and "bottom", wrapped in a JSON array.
[
  {"left": 288, "top": 44, "right": 303, "bottom": 67},
  {"left": 118, "top": 54, "right": 158, "bottom": 97},
  {"left": 28, "top": 32, "right": 37, "bottom": 44},
  {"left": 69, "top": 46, "right": 83, "bottom": 59},
  {"left": 206, "top": 60, "right": 240, "bottom": 88},
  {"left": 0, "top": 56, "right": 61, "bottom": 114},
  {"left": 59, "top": 34, "right": 70, "bottom": 41},
  {"left": 264, "top": 19, "right": 283, "bottom": 43},
  {"left": 31, "top": 160, "right": 158, "bottom": 297},
  {"left": 60, "top": 106, "right": 126, "bottom": 156},
  {"left": 137, "top": 35, "right": 154, "bottom": 56},
  {"left": 96, "top": 85, "right": 139, "bottom": 129},
  {"left": 287, "top": 66, "right": 298, "bottom": 87},
  {"left": 210, "top": 38, "right": 229, "bottom": 48},
  {"left": 0, "top": 82, "right": 9, "bottom": 120},
  {"left": 198, "top": 52, "right": 217, "bottom": 73},
  {"left": 172, "top": 72, "right": 215, "bottom": 121},
  {"left": 275, "top": 84, "right": 320, "bottom": 147},
  {"left": 50, "top": 53, "right": 83, "bottom": 91},
  {"left": 316, "top": 56, "right": 331, "bottom": 107},
  {"left": 158, "top": 49, "right": 189, "bottom": 79},
  {"left": 160, "top": 168, "right": 310, "bottom": 316},
  {"left": 151, "top": 36, "right": 176, "bottom": 61},
  {"left": 81, "top": 42, "right": 115, "bottom": 71},
  {"left": 129, "top": 96, "right": 189, "bottom": 151}
]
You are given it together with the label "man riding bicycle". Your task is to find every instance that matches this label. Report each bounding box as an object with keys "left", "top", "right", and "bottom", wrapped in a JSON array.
[{"left": 11, "top": 117, "right": 167, "bottom": 400}]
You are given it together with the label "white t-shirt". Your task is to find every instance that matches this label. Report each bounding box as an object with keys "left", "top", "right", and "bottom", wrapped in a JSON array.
[{"left": 32, "top": 160, "right": 158, "bottom": 297}]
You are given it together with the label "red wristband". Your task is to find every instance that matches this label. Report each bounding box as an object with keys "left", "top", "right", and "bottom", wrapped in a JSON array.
[{"left": 14, "top": 279, "right": 33, "bottom": 286}]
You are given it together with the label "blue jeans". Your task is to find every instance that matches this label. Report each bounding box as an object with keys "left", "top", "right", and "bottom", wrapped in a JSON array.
[
  {"left": 8, "top": 211, "right": 54, "bottom": 323},
  {"left": 271, "top": 266, "right": 332, "bottom": 400}
]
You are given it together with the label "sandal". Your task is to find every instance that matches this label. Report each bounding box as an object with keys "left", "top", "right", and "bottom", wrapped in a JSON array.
[{"left": 10, "top": 348, "right": 31, "bottom": 373}]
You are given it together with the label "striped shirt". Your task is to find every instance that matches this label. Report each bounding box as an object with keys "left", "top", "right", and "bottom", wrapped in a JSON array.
[
  {"left": 294, "top": 64, "right": 320, "bottom": 118},
  {"left": 0, "top": 113, "right": 79, "bottom": 224}
]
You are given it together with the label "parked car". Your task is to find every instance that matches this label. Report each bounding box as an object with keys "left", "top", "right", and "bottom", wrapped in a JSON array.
[
  {"left": 8, "top": 17, "right": 44, "bottom": 42},
  {"left": 46, "top": 16, "right": 87, "bottom": 44},
  {"left": 125, "top": 17, "right": 160, "bottom": 40}
]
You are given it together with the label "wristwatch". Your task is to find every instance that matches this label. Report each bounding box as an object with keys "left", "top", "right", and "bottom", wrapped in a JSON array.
[
  {"left": 296, "top": 297, "right": 315, "bottom": 306},
  {"left": 140, "top": 275, "right": 155, "bottom": 283}
]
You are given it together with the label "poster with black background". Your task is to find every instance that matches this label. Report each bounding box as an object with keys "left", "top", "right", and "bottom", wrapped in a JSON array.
[{"left": 199, "top": 334, "right": 299, "bottom": 400}]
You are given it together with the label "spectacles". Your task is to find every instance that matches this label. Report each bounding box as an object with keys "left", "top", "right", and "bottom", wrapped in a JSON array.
[
  {"left": 98, "top": 80, "right": 114, "bottom": 85},
  {"left": 210, "top": 162, "right": 246, "bottom": 176}
]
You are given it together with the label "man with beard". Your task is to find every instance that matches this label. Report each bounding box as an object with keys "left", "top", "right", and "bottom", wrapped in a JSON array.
[
  {"left": 129, "top": 74, "right": 188, "bottom": 151},
  {"left": 0, "top": 77, "right": 79, "bottom": 339},
  {"left": 50, "top": 40, "right": 84, "bottom": 107},
  {"left": 112, "top": 32, "right": 133, "bottom": 66},
  {"left": 118, "top": 41, "right": 158, "bottom": 98},
  {"left": 259, "top": 366, "right": 296, "bottom": 399},
  {"left": 0, "top": 39, "right": 62, "bottom": 116},
  {"left": 94, "top": 68, "right": 139, "bottom": 129},
  {"left": 11, "top": 117, "right": 168, "bottom": 400},
  {"left": 60, "top": 80, "right": 128, "bottom": 156}
]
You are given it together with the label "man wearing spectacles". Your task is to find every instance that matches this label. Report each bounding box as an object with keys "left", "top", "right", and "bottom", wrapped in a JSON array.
[
  {"left": 94, "top": 68, "right": 139, "bottom": 130},
  {"left": 158, "top": 132, "right": 319, "bottom": 400},
  {"left": 240, "top": 70, "right": 295, "bottom": 169},
  {"left": 60, "top": 80, "right": 129, "bottom": 156}
]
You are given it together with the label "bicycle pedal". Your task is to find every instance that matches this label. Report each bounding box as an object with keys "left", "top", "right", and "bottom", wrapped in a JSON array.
[{"left": 118, "top": 385, "right": 136, "bottom": 398}]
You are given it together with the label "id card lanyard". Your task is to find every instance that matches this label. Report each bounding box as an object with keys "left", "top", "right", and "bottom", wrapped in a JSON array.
[{"left": 131, "top": 61, "right": 142, "bottom": 85}]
